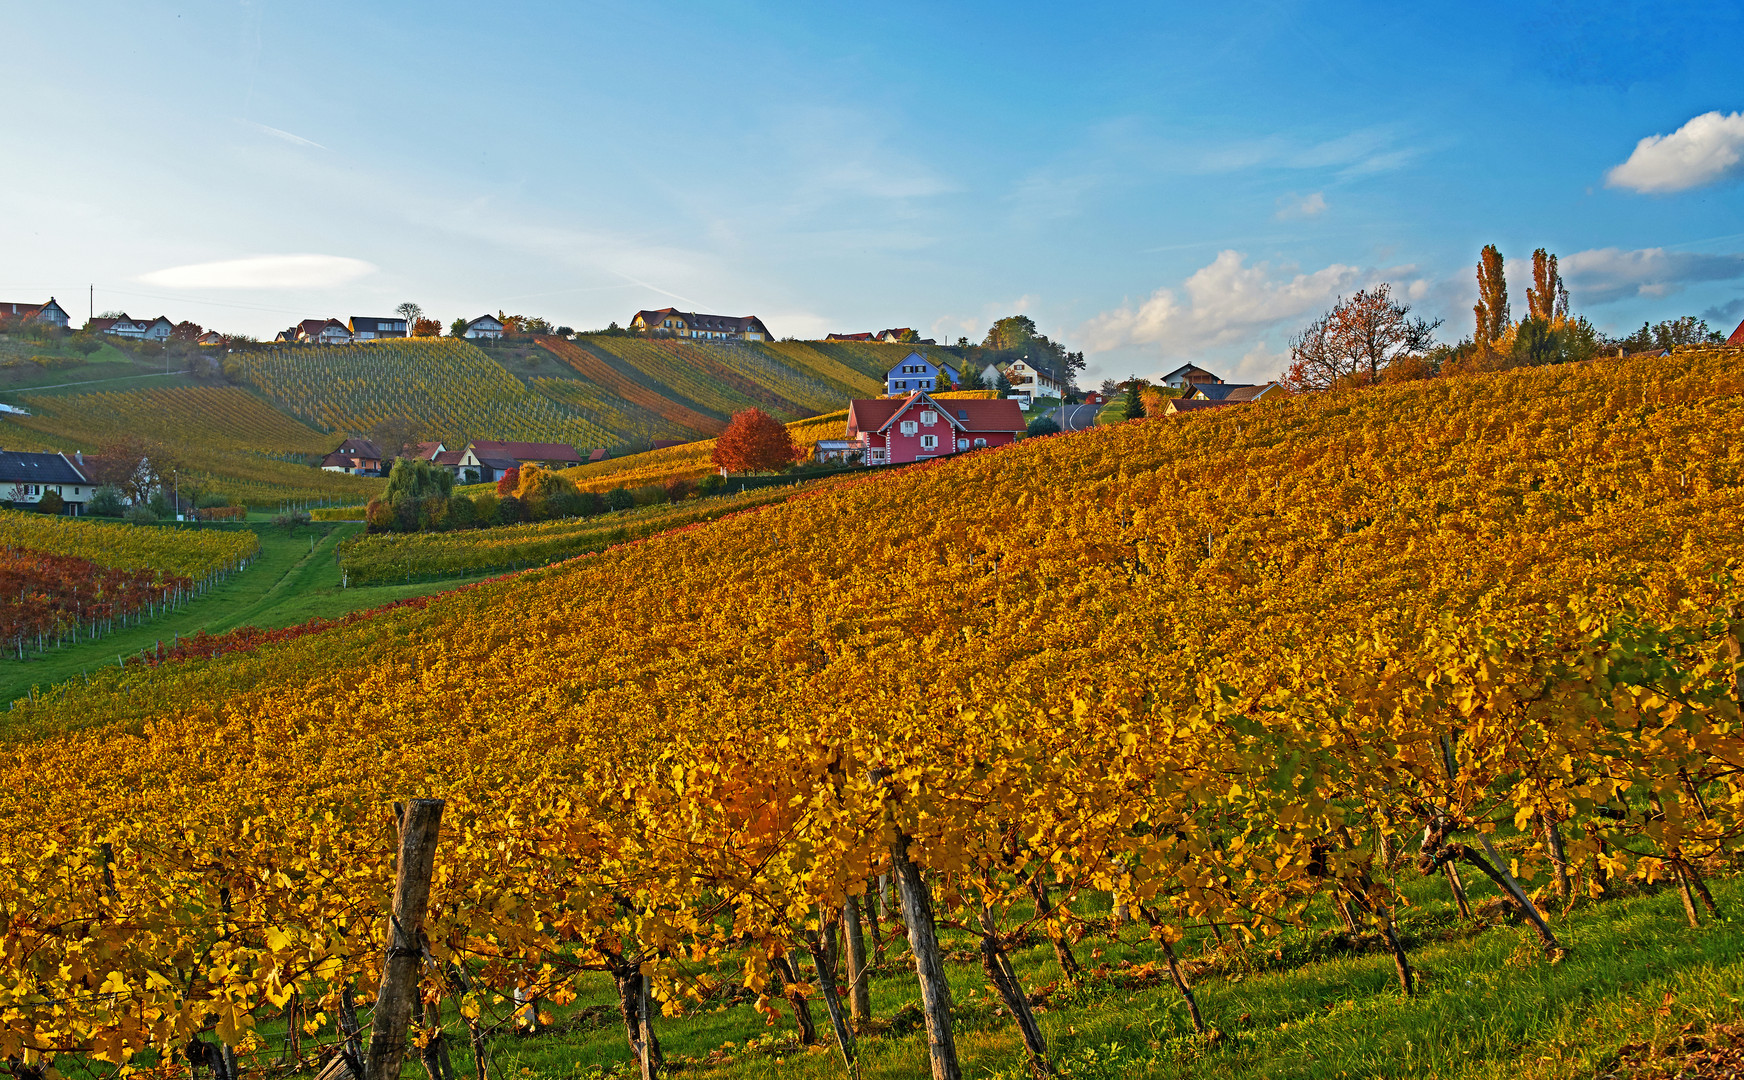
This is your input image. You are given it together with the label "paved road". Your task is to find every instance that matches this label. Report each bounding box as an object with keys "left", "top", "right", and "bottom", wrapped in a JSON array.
[{"left": 1051, "top": 402, "right": 1102, "bottom": 432}]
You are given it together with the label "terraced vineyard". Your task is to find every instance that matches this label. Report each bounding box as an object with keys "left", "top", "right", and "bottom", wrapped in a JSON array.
[
  {"left": 237, "top": 339, "right": 615, "bottom": 450},
  {"left": 0, "top": 386, "right": 383, "bottom": 505},
  {"left": 535, "top": 336, "right": 726, "bottom": 438}
]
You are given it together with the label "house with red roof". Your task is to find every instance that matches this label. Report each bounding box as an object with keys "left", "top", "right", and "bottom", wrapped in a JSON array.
[
  {"left": 457, "top": 440, "right": 583, "bottom": 483},
  {"left": 1728, "top": 317, "right": 1744, "bottom": 347},
  {"left": 0, "top": 298, "right": 71, "bottom": 329},
  {"left": 844, "top": 391, "right": 1026, "bottom": 465},
  {"left": 628, "top": 308, "right": 771, "bottom": 341},
  {"left": 320, "top": 437, "right": 386, "bottom": 475}
]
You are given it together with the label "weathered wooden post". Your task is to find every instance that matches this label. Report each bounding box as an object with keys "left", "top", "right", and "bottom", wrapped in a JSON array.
[
  {"left": 364, "top": 799, "right": 445, "bottom": 1080},
  {"left": 875, "top": 768, "right": 960, "bottom": 1080},
  {"left": 842, "top": 895, "right": 872, "bottom": 1025}
]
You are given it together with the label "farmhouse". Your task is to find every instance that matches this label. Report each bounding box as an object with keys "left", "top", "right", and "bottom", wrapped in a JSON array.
[
  {"left": 885, "top": 351, "right": 960, "bottom": 396},
  {"left": 1189, "top": 382, "right": 1283, "bottom": 403},
  {"left": 629, "top": 309, "right": 771, "bottom": 342},
  {"left": 0, "top": 450, "right": 92, "bottom": 513},
  {"left": 0, "top": 298, "right": 71, "bottom": 328},
  {"left": 1002, "top": 358, "right": 1065, "bottom": 402},
  {"left": 844, "top": 391, "right": 1026, "bottom": 465},
  {"left": 349, "top": 316, "right": 408, "bottom": 340},
  {"left": 457, "top": 440, "right": 583, "bottom": 483},
  {"left": 320, "top": 437, "right": 385, "bottom": 475},
  {"left": 88, "top": 314, "right": 173, "bottom": 341},
  {"left": 1159, "top": 363, "right": 1224, "bottom": 390},
  {"left": 277, "top": 319, "right": 353, "bottom": 344},
  {"left": 462, "top": 315, "right": 504, "bottom": 340}
]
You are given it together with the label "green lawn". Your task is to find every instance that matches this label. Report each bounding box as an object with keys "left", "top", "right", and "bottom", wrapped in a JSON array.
[
  {"left": 0, "top": 522, "right": 484, "bottom": 705},
  {"left": 269, "top": 867, "right": 1742, "bottom": 1080}
]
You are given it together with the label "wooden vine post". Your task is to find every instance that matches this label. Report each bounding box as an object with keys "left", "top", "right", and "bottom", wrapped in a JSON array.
[
  {"left": 842, "top": 895, "right": 872, "bottom": 1025},
  {"left": 364, "top": 799, "right": 445, "bottom": 1080},
  {"left": 875, "top": 768, "right": 961, "bottom": 1080}
]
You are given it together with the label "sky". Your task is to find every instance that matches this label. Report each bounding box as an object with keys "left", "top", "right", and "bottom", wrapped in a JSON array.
[{"left": 3, "top": 0, "right": 1742, "bottom": 384}]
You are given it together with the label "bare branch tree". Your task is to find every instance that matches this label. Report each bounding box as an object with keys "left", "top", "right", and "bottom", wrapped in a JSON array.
[{"left": 1283, "top": 284, "right": 1441, "bottom": 392}]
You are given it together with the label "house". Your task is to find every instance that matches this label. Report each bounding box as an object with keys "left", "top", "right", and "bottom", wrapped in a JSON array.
[
  {"left": 1159, "top": 363, "right": 1224, "bottom": 390},
  {"left": 628, "top": 308, "right": 771, "bottom": 342},
  {"left": 1002, "top": 358, "right": 1065, "bottom": 402},
  {"left": 88, "top": 314, "right": 172, "bottom": 341},
  {"left": 197, "top": 331, "right": 225, "bottom": 346},
  {"left": 0, "top": 450, "right": 93, "bottom": 513},
  {"left": 457, "top": 440, "right": 583, "bottom": 483},
  {"left": 0, "top": 298, "right": 71, "bottom": 329},
  {"left": 844, "top": 391, "right": 1026, "bottom": 465},
  {"left": 463, "top": 315, "right": 505, "bottom": 340},
  {"left": 589, "top": 448, "right": 612, "bottom": 463},
  {"left": 320, "top": 437, "right": 386, "bottom": 475},
  {"left": 1081, "top": 390, "right": 1108, "bottom": 406},
  {"left": 281, "top": 319, "right": 352, "bottom": 344},
  {"left": 1189, "top": 382, "right": 1283, "bottom": 403},
  {"left": 1728, "top": 317, "right": 1744, "bottom": 346},
  {"left": 411, "top": 441, "right": 449, "bottom": 461},
  {"left": 885, "top": 351, "right": 960, "bottom": 396},
  {"left": 825, "top": 332, "right": 874, "bottom": 342},
  {"left": 349, "top": 316, "right": 408, "bottom": 340}
]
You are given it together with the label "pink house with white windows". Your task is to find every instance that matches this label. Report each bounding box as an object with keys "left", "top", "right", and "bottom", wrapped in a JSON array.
[{"left": 844, "top": 391, "right": 1027, "bottom": 465}]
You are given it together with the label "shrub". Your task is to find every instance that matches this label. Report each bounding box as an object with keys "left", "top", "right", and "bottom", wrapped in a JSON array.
[
  {"left": 447, "top": 494, "right": 478, "bottom": 529},
  {"left": 605, "top": 487, "right": 635, "bottom": 512},
  {"left": 36, "top": 491, "right": 65, "bottom": 515},
  {"left": 194, "top": 491, "right": 232, "bottom": 509},
  {"left": 630, "top": 484, "right": 668, "bottom": 506},
  {"left": 493, "top": 494, "right": 524, "bottom": 526},
  {"left": 495, "top": 466, "right": 520, "bottom": 497},
  {"left": 471, "top": 492, "right": 499, "bottom": 523},
  {"left": 87, "top": 486, "right": 125, "bottom": 517},
  {"left": 365, "top": 498, "right": 396, "bottom": 533},
  {"left": 123, "top": 503, "right": 156, "bottom": 524},
  {"left": 696, "top": 473, "right": 726, "bottom": 497},
  {"left": 1026, "top": 416, "right": 1061, "bottom": 438}
]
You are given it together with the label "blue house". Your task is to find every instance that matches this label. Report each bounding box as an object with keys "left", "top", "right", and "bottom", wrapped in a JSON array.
[{"left": 884, "top": 352, "right": 960, "bottom": 396}]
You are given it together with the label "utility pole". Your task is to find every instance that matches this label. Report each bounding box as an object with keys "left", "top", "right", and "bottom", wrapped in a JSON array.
[{"left": 89, "top": 284, "right": 93, "bottom": 323}]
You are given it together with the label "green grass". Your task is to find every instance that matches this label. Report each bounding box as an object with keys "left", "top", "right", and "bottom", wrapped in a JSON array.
[
  {"left": 363, "top": 871, "right": 1743, "bottom": 1080},
  {"left": 0, "top": 522, "right": 484, "bottom": 706},
  {"left": 1097, "top": 399, "right": 1131, "bottom": 423}
]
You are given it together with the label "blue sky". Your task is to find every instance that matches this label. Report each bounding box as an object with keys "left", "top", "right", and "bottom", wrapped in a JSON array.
[{"left": 3, "top": 0, "right": 1742, "bottom": 383}]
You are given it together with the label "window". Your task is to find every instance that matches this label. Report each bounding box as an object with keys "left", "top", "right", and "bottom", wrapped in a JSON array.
[
  {"left": 957, "top": 410, "right": 968, "bottom": 420},
  {"left": 973, "top": 438, "right": 987, "bottom": 448},
  {"left": 899, "top": 420, "right": 918, "bottom": 435},
  {"left": 920, "top": 410, "right": 937, "bottom": 425},
  {"left": 956, "top": 438, "right": 970, "bottom": 451},
  {"left": 921, "top": 434, "right": 938, "bottom": 449}
]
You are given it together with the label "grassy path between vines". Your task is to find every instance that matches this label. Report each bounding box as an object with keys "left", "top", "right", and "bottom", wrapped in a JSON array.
[
  {"left": 0, "top": 522, "right": 485, "bottom": 707},
  {"left": 396, "top": 873, "right": 1742, "bottom": 1080}
]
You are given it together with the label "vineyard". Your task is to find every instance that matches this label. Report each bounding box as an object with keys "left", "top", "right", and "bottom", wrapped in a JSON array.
[
  {"left": 5, "top": 350, "right": 1744, "bottom": 1079},
  {"left": 235, "top": 340, "right": 616, "bottom": 451},
  {"left": 550, "top": 410, "right": 851, "bottom": 493},
  {"left": 0, "top": 386, "right": 384, "bottom": 506},
  {"left": 335, "top": 481, "right": 840, "bottom": 584},
  {"left": 0, "top": 509, "right": 258, "bottom": 656}
]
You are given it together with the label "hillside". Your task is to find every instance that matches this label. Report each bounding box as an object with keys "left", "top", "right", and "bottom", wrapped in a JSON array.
[
  {"left": 0, "top": 337, "right": 944, "bottom": 506},
  {"left": 4, "top": 349, "right": 1743, "bottom": 1080}
]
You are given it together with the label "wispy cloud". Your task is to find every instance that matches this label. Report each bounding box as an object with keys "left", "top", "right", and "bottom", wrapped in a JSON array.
[
  {"left": 244, "top": 120, "right": 328, "bottom": 151},
  {"left": 1274, "top": 191, "right": 1328, "bottom": 220},
  {"left": 139, "top": 254, "right": 376, "bottom": 289},
  {"left": 1194, "top": 126, "right": 1420, "bottom": 177},
  {"left": 1606, "top": 111, "right": 1744, "bottom": 193},
  {"left": 1561, "top": 246, "right": 1744, "bottom": 303}
]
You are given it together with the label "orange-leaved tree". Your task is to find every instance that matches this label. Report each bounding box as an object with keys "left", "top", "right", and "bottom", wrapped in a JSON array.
[{"left": 711, "top": 408, "right": 802, "bottom": 474}]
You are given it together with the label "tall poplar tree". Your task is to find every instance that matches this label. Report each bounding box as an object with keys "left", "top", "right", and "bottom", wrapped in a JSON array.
[
  {"left": 1473, "top": 244, "right": 1509, "bottom": 345},
  {"left": 1525, "top": 248, "right": 1569, "bottom": 324}
]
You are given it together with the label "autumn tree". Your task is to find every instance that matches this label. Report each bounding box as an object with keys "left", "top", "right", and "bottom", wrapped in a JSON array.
[
  {"left": 89, "top": 436, "right": 161, "bottom": 504},
  {"left": 395, "top": 302, "right": 424, "bottom": 329},
  {"left": 1284, "top": 284, "right": 1441, "bottom": 391},
  {"left": 496, "top": 466, "right": 521, "bottom": 497},
  {"left": 1474, "top": 244, "right": 1509, "bottom": 344},
  {"left": 369, "top": 417, "right": 424, "bottom": 461},
  {"left": 412, "top": 317, "right": 443, "bottom": 337},
  {"left": 711, "top": 409, "right": 802, "bottom": 474},
  {"left": 982, "top": 315, "right": 1038, "bottom": 351},
  {"left": 170, "top": 321, "right": 203, "bottom": 343},
  {"left": 1525, "top": 249, "right": 1568, "bottom": 324}
]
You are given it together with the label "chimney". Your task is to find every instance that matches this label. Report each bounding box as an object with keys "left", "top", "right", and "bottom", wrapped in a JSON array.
[{"left": 75, "top": 450, "right": 83, "bottom": 465}]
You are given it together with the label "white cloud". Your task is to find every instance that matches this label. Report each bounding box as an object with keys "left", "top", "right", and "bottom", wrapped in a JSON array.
[
  {"left": 1561, "top": 246, "right": 1744, "bottom": 304},
  {"left": 1606, "top": 111, "right": 1744, "bottom": 193},
  {"left": 1274, "top": 192, "right": 1328, "bottom": 220},
  {"left": 1080, "top": 250, "right": 1361, "bottom": 356},
  {"left": 138, "top": 254, "right": 377, "bottom": 289}
]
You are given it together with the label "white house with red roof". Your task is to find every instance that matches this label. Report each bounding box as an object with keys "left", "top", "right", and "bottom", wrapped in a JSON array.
[
  {"left": 844, "top": 391, "right": 1026, "bottom": 465},
  {"left": 457, "top": 440, "right": 583, "bottom": 482}
]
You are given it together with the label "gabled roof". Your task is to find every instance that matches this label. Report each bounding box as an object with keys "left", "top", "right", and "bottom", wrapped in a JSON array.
[
  {"left": 412, "top": 441, "right": 446, "bottom": 460},
  {"left": 0, "top": 450, "right": 89, "bottom": 485},
  {"left": 432, "top": 450, "right": 464, "bottom": 467},
  {"left": 1160, "top": 363, "right": 1223, "bottom": 383},
  {"left": 334, "top": 437, "right": 384, "bottom": 459},
  {"left": 589, "top": 448, "right": 613, "bottom": 462},
  {"left": 885, "top": 351, "right": 944, "bottom": 376},
  {"left": 466, "top": 314, "right": 504, "bottom": 329},
  {"left": 846, "top": 392, "right": 1026, "bottom": 436},
  {"left": 467, "top": 440, "right": 582, "bottom": 462},
  {"left": 631, "top": 308, "right": 770, "bottom": 336},
  {"left": 1729, "top": 318, "right": 1744, "bottom": 347},
  {"left": 825, "top": 332, "right": 874, "bottom": 341}
]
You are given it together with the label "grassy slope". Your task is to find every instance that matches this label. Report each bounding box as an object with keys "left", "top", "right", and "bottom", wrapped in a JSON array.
[
  {"left": 416, "top": 874, "right": 1742, "bottom": 1080},
  {"left": 0, "top": 522, "right": 480, "bottom": 705}
]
